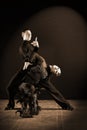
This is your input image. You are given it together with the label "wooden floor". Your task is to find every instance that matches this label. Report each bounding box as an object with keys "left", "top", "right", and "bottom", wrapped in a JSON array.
[{"left": 0, "top": 100, "right": 87, "bottom": 130}]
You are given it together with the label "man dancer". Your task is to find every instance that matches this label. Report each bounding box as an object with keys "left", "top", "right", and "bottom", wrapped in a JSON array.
[{"left": 5, "top": 29, "right": 73, "bottom": 110}]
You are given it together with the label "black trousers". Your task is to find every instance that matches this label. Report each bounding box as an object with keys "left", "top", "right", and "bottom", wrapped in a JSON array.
[
  {"left": 7, "top": 68, "right": 70, "bottom": 108},
  {"left": 37, "top": 79, "right": 71, "bottom": 108},
  {"left": 7, "top": 67, "right": 27, "bottom": 106}
]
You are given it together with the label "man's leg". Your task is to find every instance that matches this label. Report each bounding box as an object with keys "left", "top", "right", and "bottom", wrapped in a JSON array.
[
  {"left": 38, "top": 79, "right": 73, "bottom": 110},
  {"left": 5, "top": 68, "right": 27, "bottom": 109}
]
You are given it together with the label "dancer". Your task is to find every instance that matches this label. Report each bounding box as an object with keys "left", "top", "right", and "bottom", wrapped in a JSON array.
[{"left": 5, "top": 29, "right": 73, "bottom": 110}]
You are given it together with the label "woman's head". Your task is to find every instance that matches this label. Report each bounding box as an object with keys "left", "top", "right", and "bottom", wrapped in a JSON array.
[{"left": 49, "top": 65, "right": 61, "bottom": 76}]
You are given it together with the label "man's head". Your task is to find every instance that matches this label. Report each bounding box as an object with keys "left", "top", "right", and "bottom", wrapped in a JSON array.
[
  {"left": 22, "top": 30, "right": 32, "bottom": 41},
  {"left": 49, "top": 65, "right": 61, "bottom": 76}
]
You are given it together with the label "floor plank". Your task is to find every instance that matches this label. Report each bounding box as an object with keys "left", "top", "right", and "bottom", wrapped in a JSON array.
[{"left": 0, "top": 100, "right": 87, "bottom": 130}]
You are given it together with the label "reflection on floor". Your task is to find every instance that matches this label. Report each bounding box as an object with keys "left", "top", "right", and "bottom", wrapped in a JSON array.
[{"left": 0, "top": 100, "right": 87, "bottom": 130}]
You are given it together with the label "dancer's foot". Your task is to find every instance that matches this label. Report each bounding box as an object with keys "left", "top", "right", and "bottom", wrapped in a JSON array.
[
  {"left": 5, "top": 103, "right": 14, "bottom": 110},
  {"left": 62, "top": 105, "right": 74, "bottom": 111},
  {"left": 35, "top": 105, "right": 41, "bottom": 115},
  {"left": 37, "top": 105, "right": 41, "bottom": 111}
]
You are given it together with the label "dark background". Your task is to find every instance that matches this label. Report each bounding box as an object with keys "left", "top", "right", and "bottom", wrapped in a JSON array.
[{"left": 0, "top": 0, "right": 87, "bottom": 99}]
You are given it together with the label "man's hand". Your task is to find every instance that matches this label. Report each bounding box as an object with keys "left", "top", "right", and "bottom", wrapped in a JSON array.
[
  {"left": 23, "top": 62, "right": 32, "bottom": 70},
  {"left": 31, "top": 37, "right": 39, "bottom": 48}
]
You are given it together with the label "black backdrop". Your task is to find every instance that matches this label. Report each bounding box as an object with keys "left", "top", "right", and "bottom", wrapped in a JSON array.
[{"left": 0, "top": 0, "right": 87, "bottom": 99}]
